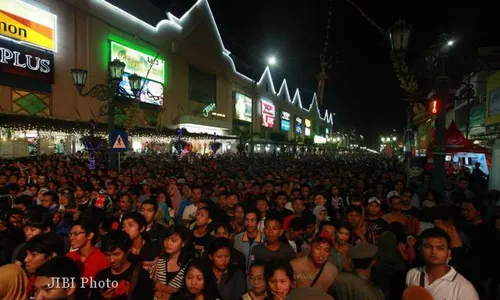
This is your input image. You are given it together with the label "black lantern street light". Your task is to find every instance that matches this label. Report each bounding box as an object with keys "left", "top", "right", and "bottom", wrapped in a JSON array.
[
  {"left": 70, "top": 59, "right": 142, "bottom": 170},
  {"left": 389, "top": 20, "right": 414, "bottom": 186},
  {"left": 389, "top": 20, "right": 411, "bottom": 53}
]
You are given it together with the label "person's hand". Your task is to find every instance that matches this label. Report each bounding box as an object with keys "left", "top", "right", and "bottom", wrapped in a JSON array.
[
  {"left": 101, "top": 287, "right": 115, "bottom": 299},
  {"left": 271, "top": 291, "right": 287, "bottom": 300}
]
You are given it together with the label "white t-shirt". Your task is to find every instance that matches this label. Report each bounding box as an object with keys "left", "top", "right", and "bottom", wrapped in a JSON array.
[{"left": 406, "top": 266, "right": 479, "bottom": 300}]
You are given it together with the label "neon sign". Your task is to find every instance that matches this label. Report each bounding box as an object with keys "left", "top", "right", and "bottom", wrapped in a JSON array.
[
  {"left": 261, "top": 100, "right": 275, "bottom": 128},
  {"left": 281, "top": 110, "right": 290, "bottom": 132},
  {"left": 203, "top": 103, "right": 216, "bottom": 117}
]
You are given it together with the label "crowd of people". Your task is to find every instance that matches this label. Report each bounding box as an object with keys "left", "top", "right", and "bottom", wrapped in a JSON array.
[{"left": 0, "top": 152, "right": 498, "bottom": 300}]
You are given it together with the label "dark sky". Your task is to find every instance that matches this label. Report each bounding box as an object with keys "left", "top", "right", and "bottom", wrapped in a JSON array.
[{"left": 112, "top": 0, "right": 498, "bottom": 146}]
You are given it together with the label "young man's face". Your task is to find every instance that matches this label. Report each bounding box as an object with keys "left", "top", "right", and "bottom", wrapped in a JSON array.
[
  {"left": 140, "top": 203, "right": 156, "bottom": 224},
  {"left": 314, "top": 195, "right": 326, "bottom": 207},
  {"left": 346, "top": 211, "right": 361, "bottom": 228},
  {"left": 122, "top": 218, "right": 143, "bottom": 240},
  {"left": 461, "top": 202, "right": 479, "bottom": 222},
  {"left": 34, "top": 276, "right": 75, "bottom": 300},
  {"left": 256, "top": 200, "right": 268, "bottom": 213},
  {"left": 25, "top": 251, "right": 51, "bottom": 274},
  {"left": 310, "top": 241, "right": 331, "bottom": 265},
  {"left": 276, "top": 196, "right": 287, "bottom": 209},
  {"left": 367, "top": 202, "right": 381, "bottom": 217},
  {"left": 118, "top": 196, "right": 132, "bottom": 212},
  {"left": 422, "top": 237, "right": 451, "bottom": 266},
  {"left": 40, "top": 195, "right": 54, "bottom": 209},
  {"left": 391, "top": 198, "right": 402, "bottom": 212},
  {"left": 402, "top": 192, "right": 412, "bottom": 206},
  {"left": 104, "top": 247, "right": 128, "bottom": 271},
  {"left": 69, "top": 225, "right": 92, "bottom": 250},
  {"left": 292, "top": 199, "right": 304, "bottom": 213},
  {"left": 244, "top": 212, "right": 258, "bottom": 233},
  {"left": 264, "top": 220, "right": 281, "bottom": 243},
  {"left": 234, "top": 206, "right": 245, "bottom": 223},
  {"left": 195, "top": 209, "right": 211, "bottom": 227}
]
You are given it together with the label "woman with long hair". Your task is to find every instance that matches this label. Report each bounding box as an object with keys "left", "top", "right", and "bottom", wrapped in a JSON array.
[
  {"left": 171, "top": 258, "right": 221, "bottom": 300},
  {"left": 150, "top": 225, "right": 193, "bottom": 300},
  {"left": 264, "top": 260, "right": 294, "bottom": 300},
  {"left": 207, "top": 237, "right": 246, "bottom": 300}
]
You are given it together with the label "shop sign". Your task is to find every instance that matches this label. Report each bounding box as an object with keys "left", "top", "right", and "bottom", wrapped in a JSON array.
[
  {"left": 281, "top": 110, "right": 290, "bottom": 132},
  {"left": 305, "top": 119, "right": 311, "bottom": 136},
  {"left": 0, "top": 0, "right": 57, "bottom": 51},
  {"left": 110, "top": 41, "right": 165, "bottom": 83},
  {"left": 295, "top": 117, "right": 302, "bottom": 134},
  {"left": 0, "top": 38, "right": 54, "bottom": 83},
  {"left": 261, "top": 99, "right": 275, "bottom": 128},
  {"left": 489, "top": 88, "right": 500, "bottom": 117},
  {"left": 469, "top": 103, "right": 485, "bottom": 128},
  {"left": 202, "top": 103, "right": 216, "bottom": 117},
  {"left": 234, "top": 92, "right": 252, "bottom": 122}
]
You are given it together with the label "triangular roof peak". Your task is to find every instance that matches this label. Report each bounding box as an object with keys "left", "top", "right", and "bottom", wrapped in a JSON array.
[
  {"left": 292, "top": 89, "right": 304, "bottom": 109},
  {"left": 277, "top": 80, "right": 292, "bottom": 103},
  {"left": 257, "top": 66, "right": 276, "bottom": 94}
]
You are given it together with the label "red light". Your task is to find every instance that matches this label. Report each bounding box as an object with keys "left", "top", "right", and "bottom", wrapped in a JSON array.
[{"left": 430, "top": 100, "right": 438, "bottom": 115}]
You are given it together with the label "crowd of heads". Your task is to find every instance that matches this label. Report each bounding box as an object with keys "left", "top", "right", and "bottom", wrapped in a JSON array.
[{"left": 0, "top": 152, "right": 497, "bottom": 299}]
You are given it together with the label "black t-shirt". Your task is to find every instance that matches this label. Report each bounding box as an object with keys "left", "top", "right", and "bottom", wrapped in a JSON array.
[
  {"left": 128, "top": 241, "right": 161, "bottom": 265},
  {"left": 366, "top": 218, "right": 388, "bottom": 245},
  {"left": 251, "top": 242, "right": 296, "bottom": 263},
  {"left": 90, "top": 264, "right": 154, "bottom": 300},
  {"left": 268, "top": 208, "right": 292, "bottom": 223},
  {"left": 192, "top": 233, "right": 213, "bottom": 257}
]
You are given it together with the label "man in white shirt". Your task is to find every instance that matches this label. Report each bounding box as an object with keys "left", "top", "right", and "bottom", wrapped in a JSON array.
[{"left": 406, "top": 227, "right": 479, "bottom": 300}]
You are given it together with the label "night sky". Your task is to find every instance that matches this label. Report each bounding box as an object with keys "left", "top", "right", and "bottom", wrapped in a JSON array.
[{"left": 112, "top": 0, "right": 498, "bottom": 146}]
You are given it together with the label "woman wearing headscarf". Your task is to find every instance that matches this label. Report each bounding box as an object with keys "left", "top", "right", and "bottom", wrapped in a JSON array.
[
  {"left": 373, "top": 231, "right": 408, "bottom": 300},
  {"left": 0, "top": 264, "right": 28, "bottom": 300}
]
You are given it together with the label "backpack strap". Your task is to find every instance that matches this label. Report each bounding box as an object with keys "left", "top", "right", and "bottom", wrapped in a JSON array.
[
  {"left": 127, "top": 265, "right": 141, "bottom": 300},
  {"left": 310, "top": 263, "right": 326, "bottom": 287}
]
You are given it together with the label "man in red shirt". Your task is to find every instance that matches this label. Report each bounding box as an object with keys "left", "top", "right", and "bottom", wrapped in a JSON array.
[{"left": 66, "top": 218, "right": 109, "bottom": 288}]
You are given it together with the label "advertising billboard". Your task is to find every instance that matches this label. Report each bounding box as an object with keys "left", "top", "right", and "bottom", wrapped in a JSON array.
[
  {"left": 110, "top": 41, "right": 165, "bottom": 83},
  {"left": 305, "top": 119, "right": 311, "bottom": 136},
  {"left": 295, "top": 117, "right": 302, "bottom": 134},
  {"left": 0, "top": 38, "right": 54, "bottom": 83},
  {"left": 0, "top": 0, "right": 57, "bottom": 51},
  {"left": 281, "top": 110, "right": 290, "bottom": 132},
  {"left": 261, "top": 99, "right": 275, "bottom": 128},
  {"left": 234, "top": 92, "right": 252, "bottom": 122},
  {"left": 119, "top": 73, "right": 164, "bottom": 106}
]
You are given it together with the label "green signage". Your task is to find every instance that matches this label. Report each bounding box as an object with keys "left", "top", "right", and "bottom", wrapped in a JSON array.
[
  {"left": 469, "top": 103, "right": 485, "bottom": 128},
  {"left": 110, "top": 41, "right": 165, "bottom": 83}
]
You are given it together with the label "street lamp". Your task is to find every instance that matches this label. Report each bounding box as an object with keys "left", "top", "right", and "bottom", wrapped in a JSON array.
[
  {"left": 389, "top": 20, "right": 411, "bottom": 53},
  {"left": 392, "top": 136, "right": 397, "bottom": 141},
  {"left": 381, "top": 137, "right": 385, "bottom": 142},
  {"left": 70, "top": 60, "right": 142, "bottom": 170}
]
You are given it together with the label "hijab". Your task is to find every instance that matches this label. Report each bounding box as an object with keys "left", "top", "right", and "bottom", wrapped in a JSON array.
[
  {"left": 169, "top": 185, "right": 182, "bottom": 214},
  {"left": 0, "top": 264, "right": 28, "bottom": 300}
]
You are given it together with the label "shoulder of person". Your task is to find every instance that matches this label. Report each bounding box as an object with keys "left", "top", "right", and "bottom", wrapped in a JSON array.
[{"left": 405, "top": 267, "right": 422, "bottom": 282}]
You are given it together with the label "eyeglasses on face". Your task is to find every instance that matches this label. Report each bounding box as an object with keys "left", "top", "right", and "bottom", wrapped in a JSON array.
[{"left": 68, "top": 231, "right": 86, "bottom": 237}]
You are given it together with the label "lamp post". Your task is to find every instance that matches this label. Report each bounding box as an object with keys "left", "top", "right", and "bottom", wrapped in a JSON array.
[
  {"left": 70, "top": 59, "right": 142, "bottom": 170},
  {"left": 388, "top": 21, "right": 414, "bottom": 187}
]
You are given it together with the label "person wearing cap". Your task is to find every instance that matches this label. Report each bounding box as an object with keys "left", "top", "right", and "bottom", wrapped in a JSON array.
[
  {"left": 334, "top": 243, "right": 385, "bottom": 300},
  {"left": 366, "top": 197, "right": 388, "bottom": 245},
  {"left": 290, "top": 230, "right": 338, "bottom": 292}
]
